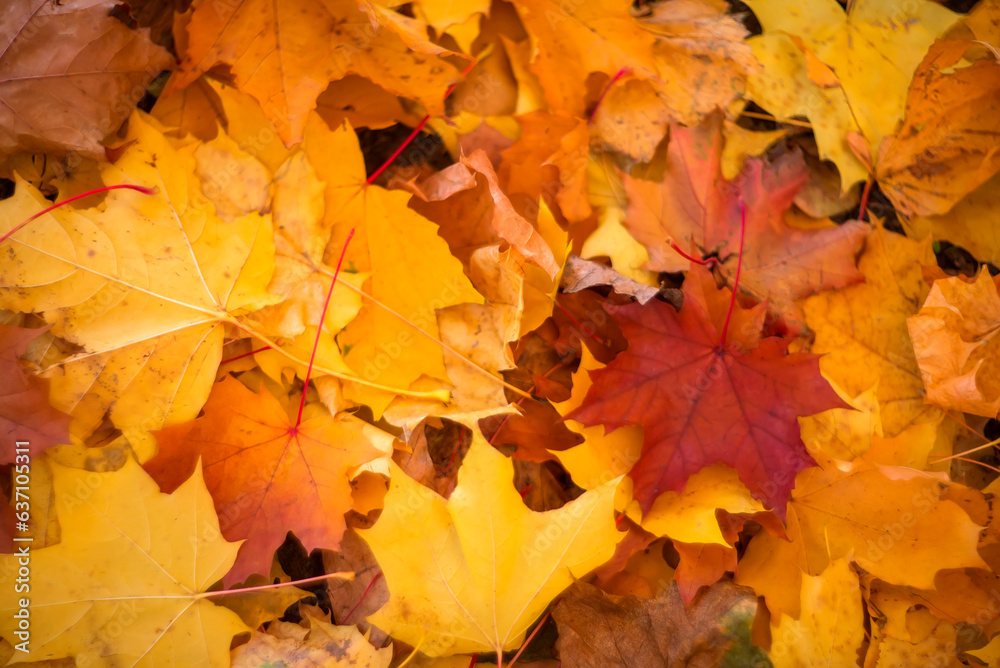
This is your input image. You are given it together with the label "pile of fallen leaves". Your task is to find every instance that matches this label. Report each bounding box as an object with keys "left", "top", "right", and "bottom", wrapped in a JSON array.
[{"left": 2, "top": 0, "right": 1000, "bottom": 665}]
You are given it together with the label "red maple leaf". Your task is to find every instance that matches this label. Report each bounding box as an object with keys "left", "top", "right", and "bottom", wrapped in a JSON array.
[
  {"left": 567, "top": 268, "right": 847, "bottom": 517},
  {"left": 622, "top": 112, "right": 867, "bottom": 328}
]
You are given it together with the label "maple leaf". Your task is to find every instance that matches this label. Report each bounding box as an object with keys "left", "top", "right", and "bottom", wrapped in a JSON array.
[
  {"left": 0, "top": 0, "right": 172, "bottom": 158},
  {"left": 231, "top": 616, "right": 391, "bottom": 668},
  {"left": 510, "top": 0, "right": 756, "bottom": 161},
  {"left": 358, "top": 423, "right": 624, "bottom": 657},
  {"left": 0, "top": 324, "right": 71, "bottom": 460},
  {"left": 552, "top": 580, "right": 765, "bottom": 667},
  {"left": 909, "top": 171, "right": 1000, "bottom": 270},
  {"left": 623, "top": 112, "right": 868, "bottom": 323},
  {"left": 481, "top": 397, "right": 584, "bottom": 462},
  {"left": 554, "top": 346, "right": 777, "bottom": 547},
  {"left": 907, "top": 269, "right": 1000, "bottom": 419},
  {"left": 736, "top": 461, "right": 988, "bottom": 621},
  {"left": 404, "top": 150, "right": 560, "bottom": 279},
  {"left": 744, "top": 0, "right": 960, "bottom": 189},
  {"left": 0, "top": 112, "right": 277, "bottom": 444},
  {"left": 322, "top": 529, "right": 389, "bottom": 643},
  {"left": 296, "top": 116, "right": 486, "bottom": 414},
  {"left": 170, "top": 0, "right": 461, "bottom": 145},
  {"left": 873, "top": 40, "right": 1000, "bottom": 217},
  {"left": 802, "top": 222, "right": 941, "bottom": 436},
  {"left": 498, "top": 111, "right": 591, "bottom": 225},
  {"left": 568, "top": 266, "right": 847, "bottom": 516},
  {"left": 145, "top": 375, "right": 394, "bottom": 584},
  {"left": 0, "top": 457, "right": 247, "bottom": 666},
  {"left": 768, "top": 557, "right": 864, "bottom": 668}
]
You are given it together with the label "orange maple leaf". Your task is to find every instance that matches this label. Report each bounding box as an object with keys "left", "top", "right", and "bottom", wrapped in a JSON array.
[{"left": 145, "top": 376, "right": 393, "bottom": 584}]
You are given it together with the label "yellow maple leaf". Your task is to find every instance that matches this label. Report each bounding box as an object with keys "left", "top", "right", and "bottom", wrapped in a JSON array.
[
  {"left": 0, "top": 112, "right": 278, "bottom": 446},
  {"left": 745, "top": 0, "right": 960, "bottom": 190},
  {"left": 768, "top": 557, "right": 865, "bottom": 668},
  {"left": 300, "top": 117, "right": 485, "bottom": 415},
  {"left": 737, "top": 461, "right": 988, "bottom": 620},
  {"left": 908, "top": 171, "right": 1000, "bottom": 270},
  {"left": 801, "top": 222, "right": 941, "bottom": 437},
  {"left": 0, "top": 457, "right": 247, "bottom": 666},
  {"left": 358, "top": 423, "right": 624, "bottom": 657}
]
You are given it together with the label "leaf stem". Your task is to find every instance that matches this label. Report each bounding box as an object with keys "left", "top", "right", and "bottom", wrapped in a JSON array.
[
  {"left": 738, "top": 110, "right": 812, "bottom": 129},
  {"left": 554, "top": 300, "right": 604, "bottom": 347},
  {"left": 858, "top": 176, "right": 873, "bottom": 223},
  {"left": 195, "top": 571, "right": 353, "bottom": 600},
  {"left": 588, "top": 68, "right": 631, "bottom": 124},
  {"left": 220, "top": 345, "right": 271, "bottom": 365},
  {"left": 929, "top": 436, "right": 1000, "bottom": 464},
  {"left": 297, "top": 228, "right": 355, "bottom": 427},
  {"left": 366, "top": 59, "right": 478, "bottom": 185},
  {"left": 669, "top": 241, "right": 717, "bottom": 267},
  {"left": 508, "top": 608, "right": 552, "bottom": 667},
  {"left": 341, "top": 570, "right": 382, "bottom": 623},
  {"left": 1, "top": 184, "right": 157, "bottom": 243},
  {"left": 718, "top": 200, "right": 746, "bottom": 348}
]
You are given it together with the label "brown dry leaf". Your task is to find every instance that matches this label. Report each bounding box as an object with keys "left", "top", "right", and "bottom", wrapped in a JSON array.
[
  {"left": 552, "top": 580, "right": 764, "bottom": 667},
  {"left": 322, "top": 530, "right": 389, "bottom": 646},
  {"left": 480, "top": 397, "right": 583, "bottom": 462},
  {"left": 0, "top": 0, "right": 172, "bottom": 158},
  {"left": 231, "top": 616, "right": 391, "bottom": 668},
  {"left": 875, "top": 40, "right": 1000, "bottom": 217},
  {"left": 561, "top": 256, "right": 662, "bottom": 305},
  {"left": 907, "top": 268, "right": 1000, "bottom": 419}
]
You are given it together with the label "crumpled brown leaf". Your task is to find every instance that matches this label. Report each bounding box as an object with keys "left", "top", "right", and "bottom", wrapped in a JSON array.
[
  {"left": 552, "top": 580, "right": 761, "bottom": 668},
  {"left": 561, "top": 255, "right": 676, "bottom": 306},
  {"left": 321, "top": 530, "right": 390, "bottom": 647}
]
